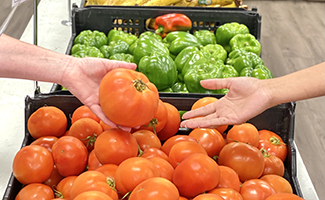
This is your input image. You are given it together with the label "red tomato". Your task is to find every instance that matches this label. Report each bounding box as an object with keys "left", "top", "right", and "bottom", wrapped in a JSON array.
[
  {"left": 161, "top": 135, "right": 198, "bottom": 156},
  {"left": 258, "top": 130, "right": 287, "bottom": 162},
  {"left": 157, "top": 102, "right": 181, "bottom": 141},
  {"left": 218, "top": 142, "right": 265, "bottom": 182},
  {"left": 240, "top": 179, "right": 276, "bottom": 200},
  {"left": 30, "top": 136, "right": 59, "bottom": 153},
  {"left": 261, "top": 149, "right": 285, "bottom": 177},
  {"left": 100, "top": 120, "right": 113, "bottom": 131},
  {"left": 169, "top": 140, "right": 207, "bottom": 168},
  {"left": 260, "top": 174, "right": 293, "bottom": 194},
  {"left": 189, "top": 128, "right": 225, "bottom": 157},
  {"left": 52, "top": 136, "right": 88, "bottom": 177},
  {"left": 71, "top": 105, "right": 100, "bottom": 124},
  {"left": 94, "top": 128, "right": 138, "bottom": 165},
  {"left": 192, "top": 193, "right": 224, "bottom": 200},
  {"left": 115, "top": 157, "right": 160, "bottom": 196},
  {"left": 68, "top": 118, "right": 103, "bottom": 151},
  {"left": 128, "top": 177, "right": 179, "bottom": 200},
  {"left": 70, "top": 171, "right": 118, "bottom": 200},
  {"left": 140, "top": 147, "right": 169, "bottom": 161},
  {"left": 132, "top": 129, "right": 162, "bottom": 151},
  {"left": 13, "top": 145, "right": 54, "bottom": 185},
  {"left": 172, "top": 154, "right": 220, "bottom": 198},
  {"left": 15, "top": 183, "right": 54, "bottom": 200},
  {"left": 227, "top": 123, "right": 260, "bottom": 147},
  {"left": 215, "top": 166, "right": 241, "bottom": 192},
  {"left": 179, "top": 197, "right": 188, "bottom": 200},
  {"left": 74, "top": 191, "right": 114, "bottom": 200},
  {"left": 56, "top": 176, "right": 77, "bottom": 199},
  {"left": 208, "top": 188, "right": 243, "bottom": 200},
  {"left": 88, "top": 150, "right": 102, "bottom": 170},
  {"left": 98, "top": 68, "right": 159, "bottom": 127},
  {"left": 27, "top": 106, "right": 67, "bottom": 139},
  {"left": 43, "top": 164, "right": 64, "bottom": 188},
  {"left": 94, "top": 164, "right": 118, "bottom": 181},
  {"left": 265, "top": 193, "right": 304, "bottom": 200},
  {"left": 148, "top": 157, "right": 174, "bottom": 181},
  {"left": 138, "top": 99, "right": 168, "bottom": 133}
]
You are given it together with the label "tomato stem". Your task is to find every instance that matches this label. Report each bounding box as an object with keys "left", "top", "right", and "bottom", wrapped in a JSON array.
[
  {"left": 269, "top": 136, "right": 285, "bottom": 145},
  {"left": 133, "top": 79, "right": 150, "bottom": 92},
  {"left": 137, "top": 145, "right": 143, "bottom": 157}
]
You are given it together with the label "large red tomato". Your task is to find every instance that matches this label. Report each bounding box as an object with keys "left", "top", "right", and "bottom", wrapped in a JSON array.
[
  {"left": 98, "top": 68, "right": 159, "bottom": 127},
  {"left": 13, "top": 145, "right": 54, "bottom": 185},
  {"left": 43, "top": 164, "right": 64, "bottom": 188},
  {"left": 115, "top": 157, "right": 160, "bottom": 196},
  {"left": 172, "top": 154, "right": 220, "bottom": 198},
  {"left": 208, "top": 188, "right": 243, "bottom": 200},
  {"left": 215, "top": 166, "right": 241, "bottom": 192},
  {"left": 192, "top": 193, "right": 224, "bottom": 200},
  {"left": 157, "top": 102, "right": 181, "bottom": 141},
  {"left": 188, "top": 128, "right": 225, "bottom": 157},
  {"left": 15, "top": 183, "right": 54, "bottom": 200},
  {"left": 27, "top": 106, "right": 67, "bottom": 139},
  {"left": 132, "top": 129, "right": 162, "bottom": 151},
  {"left": 240, "top": 179, "right": 276, "bottom": 200},
  {"left": 56, "top": 176, "right": 78, "bottom": 199},
  {"left": 128, "top": 177, "right": 179, "bottom": 200},
  {"left": 74, "top": 191, "right": 114, "bottom": 200},
  {"left": 218, "top": 142, "right": 265, "bottom": 182},
  {"left": 261, "top": 149, "right": 285, "bottom": 177},
  {"left": 94, "top": 128, "right": 139, "bottom": 165},
  {"left": 52, "top": 136, "right": 88, "bottom": 177},
  {"left": 258, "top": 130, "right": 287, "bottom": 162},
  {"left": 148, "top": 157, "right": 174, "bottom": 181},
  {"left": 94, "top": 164, "right": 118, "bottom": 181},
  {"left": 161, "top": 135, "right": 198, "bottom": 156},
  {"left": 226, "top": 123, "right": 260, "bottom": 147},
  {"left": 265, "top": 193, "right": 304, "bottom": 200},
  {"left": 30, "top": 136, "right": 59, "bottom": 153},
  {"left": 88, "top": 150, "right": 102, "bottom": 170},
  {"left": 71, "top": 105, "right": 100, "bottom": 124},
  {"left": 70, "top": 171, "right": 118, "bottom": 200},
  {"left": 140, "top": 147, "right": 169, "bottom": 161},
  {"left": 260, "top": 174, "right": 293, "bottom": 194}
]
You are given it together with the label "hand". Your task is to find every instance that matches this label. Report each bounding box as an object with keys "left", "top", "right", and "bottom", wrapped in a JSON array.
[
  {"left": 180, "top": 77, "right": 272, "bottom": 129},
  {"left": 60, "top": 57, "right": 137, "bottom": 131}
]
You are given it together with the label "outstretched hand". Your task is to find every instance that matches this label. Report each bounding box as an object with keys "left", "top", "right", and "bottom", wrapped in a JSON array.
[
  {"left": 60, "top": 57, "right": 137, "bottom": 130},
  {"left": 180, "top": 77, "right": 273, "bottom": 129}
]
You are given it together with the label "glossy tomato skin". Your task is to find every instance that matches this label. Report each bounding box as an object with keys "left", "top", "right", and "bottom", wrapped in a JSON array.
[
  {"left": 208, "top": 188, "right": 243, "bottom": 200},
  {"left": 240, "top": 179, "right": 276, "bottom": 200},
  {"left": 172, "top": 154, "right": 220, "bottom": 198},
  {"left": 265, "top": 193, "right": 304, "bottom": 200},
  {"left": 157, "top": 102, "right": 181, "bottom": 141},
  {"left": 94, "top": 164, "right": 118, "bottom": 180},
  {"left": 30, "top": 136, "right": 59, "bottom": 153},
  {"left": 226, "top": 123, "right": 260, "bottom": 147},
  {"left": 128, "top": 177, "right": 179, "bottom": 200},
  {"left": 215, "top": 166, "right": 241, "bottom": 192},
  {"left": 99, "top": 68, "right": 159, "bottom": 128},
  {"left": 13, "top": 145, "right": 54, "bottom": 185},
  {"left": 27, "top": 106, "right": 67, "bottom": 139},
  {"left": 15, "top": 183, "right": 54, "bottom": 200},
  {"left": 258, "top": 130, "right": 287, "bottom": 162},
  {"left": 140, "top": 147, "right": 169, "bottom": 161},
  {"left": 71, "top": 105, "right": 100, "bottom": 124},
  {"left": 52, "top": 136, "right": 88, "bottom": 177},
  {"left": 262, "top": 152, "right": 285, "bottom": 177},
  {"left": 43, "top": 164, "right": 64, "bottom": 188},
  {"left": 148, "top": 157, "right": 174, "bottom": 181},
  {"left": 218, "top": 142, "right": 265, "bottom": 182},
  {"left": 161, "top": 135, "right": 198, "bottom": 156},
  {"left": 94, "top": 128, "right": 138, "bottom": 165},
  {"left": 88, "top": 150, "right": 102, "bottom": 170},
  {"left": 74, "top": 191, "right": 114, "bottom": 200},
  {"left": 132, "top": 129, "right": 161, "bottom": 151},
  {"left": 260, "top": 174, "right": 293, "bottom": 194},
  {"left": 192, "top": 193, "right": 224, "bottom": 200},
  {"left": 56, "top": 176, "right": 77, "bottom": 199}
]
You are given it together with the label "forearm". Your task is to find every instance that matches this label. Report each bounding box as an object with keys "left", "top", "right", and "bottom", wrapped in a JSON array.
[
  {"left": 0, "top": 34, "right": 73, "bottom": 85},
  {"left": 264, "top": 62, "right": 325, "bottom": 107}
]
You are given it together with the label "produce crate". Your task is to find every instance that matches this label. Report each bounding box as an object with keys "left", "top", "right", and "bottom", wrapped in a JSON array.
[
  {"left": 3, "top": 93, "right": 303, "bottom": 199},
  {"left": 49, "top": 5, "right": 261, "bottom": 93}
]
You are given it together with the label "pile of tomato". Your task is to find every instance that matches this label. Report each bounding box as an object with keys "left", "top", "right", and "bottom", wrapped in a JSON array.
[{"left": 11, "top": 68, "right": 304, "bottom": 200}]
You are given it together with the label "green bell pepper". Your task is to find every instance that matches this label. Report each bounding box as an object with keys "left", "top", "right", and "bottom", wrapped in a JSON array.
[
  {"left": 107, "top": 29, "right": 137, "bottom": 46},
  {"left": 240, "top": 64, "right": 273, "bottom": 79},
  {"left": 200, "top": 44, "right": 227, "bottom": 63},
  {"left": 71, "top": 44, "right": 104, "bottom": 58},
  {"left": 138, "top": 52, "right": 177, "bottom": 91},
  {"left": 181, "top": 50, "right": 207, "bottom": 81},
  {"left": 74, "top": 30, "right": 108, "bottom": 49},
  {"left": 140, "top": 31, "right": 163, "bottom": 42},
  {"left": 160, "top": 88, "right": 173, "bottom": 93},
  {"left": 171, "top": 82, "right": 188, "bottom": 93},
  {"left": 226, "top": 49, "right": 264, "bottom": 74},
  {"left": 229, "top": 33, "right": 261, "bottom": 56},
  {"left": 194, "top": 30, "right": 216, "bottom": 46},
  {"left": 99, "top": 40, "right": 129, "bottom": 58},
  {"left": 109, "top": 53, "right": 135, "bottom": 63},
  {"left": 163, "top": 31, "right": 201, "bottom": 56},
  {"left": 216, "top": 22, "right": 250, "bottom": 53}
]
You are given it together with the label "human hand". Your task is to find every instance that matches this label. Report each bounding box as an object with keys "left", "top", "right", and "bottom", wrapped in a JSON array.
[
  {"left": 60, "top": 57, "right": 137, "bottom": 131},
  {"left": 180, "top": 77, "right": 272, "bottom": 129}
]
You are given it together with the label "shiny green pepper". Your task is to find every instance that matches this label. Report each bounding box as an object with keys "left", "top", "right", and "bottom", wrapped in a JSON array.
[
  {"left": 163, "top": 31, "right": 201, "bottom": 56},
  {"left": 171, "top": 82, "right": 188, "bottom": 93},
  {"left": 226, "top": 49, "right": 264, "bottom": 74},
  {"left": 240, "top": 64, "right": 274, "bottom": 79},
  {"left": 109, "top": 53, "right": 135, "bottom": 63},
  {"left": 229, "top": 33, "right": 261, "bottom": 56},
  {"left": 99, "top": 40, "right": 129, "bottom": 58},
  {"left": 194, "top": 30, "right": 216, "bottom": 46},
  {"left": 107, "top": 29, "right": 137, "bottom": 46},
  {"left": 74, "top": 30, "right": 108, "bottom": 49},
  {"left": 71, "top": 44, "right": 104, "bottom": 58},
  {"left": 200, "top": 44, "right": 227, "bottom": 63}
]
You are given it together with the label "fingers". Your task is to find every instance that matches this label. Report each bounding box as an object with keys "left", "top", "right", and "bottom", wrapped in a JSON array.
[
  {"left": 200, "top": 78, "right": 233, "bottom": 90},
  {"left": 180, "top": 115, "right": 230, "bottom": 129},
  {"left": 182, "top": 102, "right": 216, "bottom": 119},
  {"left": 102, "top": 59, "right": 137, "bottom": 71}
]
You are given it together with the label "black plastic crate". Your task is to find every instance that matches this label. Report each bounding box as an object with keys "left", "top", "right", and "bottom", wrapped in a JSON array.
[{"left": 3, "top": 93, "right": 302, "bottom": 199}]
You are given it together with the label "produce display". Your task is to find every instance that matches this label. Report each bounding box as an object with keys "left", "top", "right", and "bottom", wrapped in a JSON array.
[{"left": 69, "top": 17, "right": 273, "bottom": 95}]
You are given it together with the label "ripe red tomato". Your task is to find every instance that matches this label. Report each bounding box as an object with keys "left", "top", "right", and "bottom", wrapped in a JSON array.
[
  {"left": 132, "top": 129, "right": 162, "bottom": 151},
  {"left": 128, "top": 177, "right": 179, "bottom": 200},
  {"left": 15, "top": 183, "right": 54, "bottom": 200},
  {"left": 179, "top": 197, "right": 188, "bottom": 200},
  {"left": 115, "top": 157, "right": 160, "bottom": 196},
  {"left": 258, "top": 130, "right": 287, "bottom": 162},
  {"left": 172, "top": 154, "right": 220, "bottom": 198},
  {"left": 52, "top": 136, "right": 88, "bottom": 177},
  {"left": 98, "top": 68, "right": 159, "bottom": 127},
  {"left": 157, "top": 102, "right": 181, "bottom": 141},
  {"left": 189, "top": 128, "right": 225, "bottom": 157},
  {"left": 227, "top": 123, "right": 260, "bottom": 147},
  {"left": 260, "top": 174, "right": 293, "bottom": 194},
  {"left": 43, "top": 164, "right": 64, "bottom": 188},
  {"left": 70, "top": 171, "right": 118, "bottom": 200},
  {"left": 215, "top": 166, "right": 241, "bottom": 192},
  {"left": 192, "top": 193, "right": 224, "bottom": 200},
  {"left": 13, "top": 145, "right": 54, "bottom": 185},
  {"left": 71, "top": 105, "right": 100, "bottom": 124},
  {"left": 265, "top": 193, "right": 304, "bottom": 200},
  {"left": 30, "top": 136, "right": 59, "bottom": 153},
  {"left": 148, "top": 157, "right": 174, "bottom": 181},
  {"left": 94, "top": 128, "right": 138, "bottom": 165},
  {"left": 88, "top": 150, "right": 102, "bottom": 170},
  {"left": 56, "top": 176, "right": 77, "bottom": 199},
  {"left": 74, "top": 191, "right": 114, "bottom": 200},
  {"left": 218, "top": 142, "right": 265, "bottom": 182},
  {"left": 68, "top": 118, "right": 103, "bottom": 151},
  {"left": 240, "top": 179, "right": 276, "bottom": 200},
  {"left": 140, "top": 147, "right": 169, "bottom": 161},
  {"left": 94, "top": 164, "right": 118, "bottom": 181},
  {"left": 100, "top": 120, "right": 113, "bottom": 131},
  {"left": 261, "top": 149, "right": 285, "bottom": 177},
  {"left": 208, "top": 188, "right": 243, "bottom": 200},
  {"left": 27, "top": 106, "right": 67, "bottom": 139},
  {"left": 161, "top": 135, "right": 198, "bottom": 156}
]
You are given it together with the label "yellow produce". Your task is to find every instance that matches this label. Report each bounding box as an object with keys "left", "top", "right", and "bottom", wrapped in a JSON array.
[
  {"left": 174, "top": 0, "right": 191, "bottom": 6},
  {"left": 220, "top": 1, "right": 237, "bottom": 7},
  {"left": 143, "top": 0, "right": 182, "bottom": 6}
]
